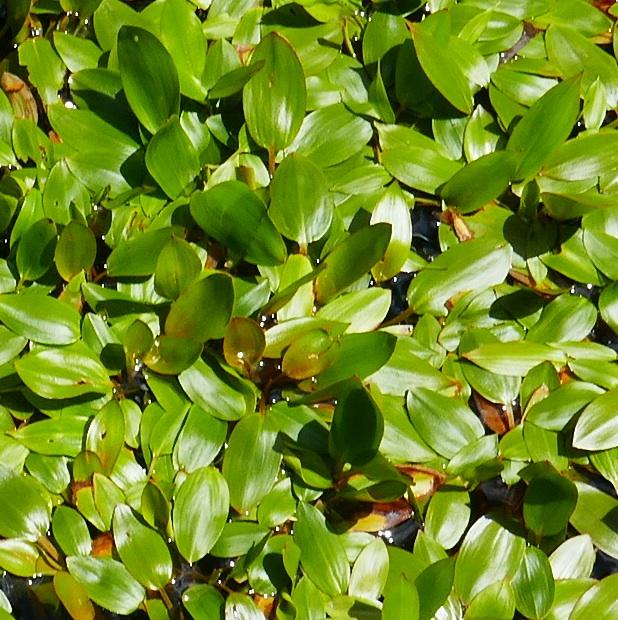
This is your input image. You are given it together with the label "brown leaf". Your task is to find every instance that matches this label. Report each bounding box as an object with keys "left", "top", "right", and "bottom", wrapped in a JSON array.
[{"left": 1, "top": 72, "right": 38, "bottom": 122}]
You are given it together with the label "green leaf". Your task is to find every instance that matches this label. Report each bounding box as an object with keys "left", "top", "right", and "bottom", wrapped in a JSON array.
[
  {"left": 143, "top": 335, "right": 202, "bottom": 375},
  {"left": 243, "top": 32, "right": 306, "bottom": 152},
  {"left": 18, "top": 38, "right": 65, "bottom": 105},
  {"left": 174, "top": 404, "right": 227, "bottom": 474},
  {"left": 506, "top": 76, "right": 581, "bottom": 179},
  {"left": 570, "top": 574, "right": 618, "bottom": 620},
  {"left": 407, "top": 239, "right": 512, "bottom": 316},
  {"left": 159, "top": 0, "right": 207, "bottom": 100},
  {"left": 53, "top": 31, "right": 102, "bottom": 72},
  {"left": 350, "top": 537, "right": 389, "bottom": 600},
  {"left": 527, "top": 294, "right": 597, "bottom": 343},
  {"left": 165, "top": 273, "right": 234, "bottom": 342},
  {"left": 225, "top": 593, "right": 265, "bottom": 620},
  {"left": 549, "top": 535, "right": 595, "bottom": 579},
  {"left": 67, "top": 556, "right": 145, "bottom": 615},
  {"left": 154, "top": 238, "right": 202, "bottom": 300},
  {"left": 512, "top": 546, "right": 555, "bottom": 619},
  {"left": 570, "top": 481, "right": 618, "bottom": 559},
  {"left": 55, "top": 220, "right": 97, "bottom": 281},
  {"left": 425, "top": 488, "right": 471, "bottom": 550},
  {"left": 0, "top": 292, "right": 80, "bottom": 345},
  {"left": 53, "top": 571, "right": 96, "bottom": 620},
  {"left": 545, "top": 24, "right": 618, "bottom": 108},
  {"left": 11, "top": 417, "right": 88, "bottom": 458},
  {"left": 145, "top": 116, "right": 199, "bottom": 198},
  {"left": 409, "top": 22, "right": 473, "bottom": 113},
  {"left": 329, "top": 383, "right": 383, "bottom": 467},
  {"left": 294, "top": 502, "right": 350, "bottom": 597},
  {"left": 47, "top": 103, "right": 139, "bottom": 165},
  {"left": 282, "top": 329, "right": 337, "bottom": 380},
  {"left": 113, "top": 504, "right": 172, "bottom": 590},
  {"left": 268, "top": 154, "right": 333, "bottom": 246},
  {"left": 382, "top": 574, "right": 419, "bottom": 620},
  {"left": 16, "top": 218, "right": 56, "bottom": 282},
  {"left": 523, "top": 468, "right": 578, "bottom": 537},
  {"left": 317, "top": 288, "right": 390, "bottom": 333},
  {"left": 289, "top": 103, "right": 373, "bottom": 167},
  {"left": 441, "top": 151, "right": 517, "bottom": 213},
  {"left": 179, "top": 355, "right": 253, "bottom": 421},
  {"left": 582, "top": 208, "right": 618, "bottom": 280},
  {"left": 600, "top": 281, "right": 618, "bottom": 334},
  {"left": 172, "top": 467, "right": 229, "bottom": 563},
  {"left": 315, "top": 223, "right": 391, "bottom": 304},
  {"left": 106, "top": 227, "right": 172, "bottom": 278},
  {"left": 183, "top": 584, "right": 224, "bottom": 620},
  {"left": 118, "top": 26, "right": 180, "bottom": 134},
  {"left": 52, "top": 506, "right": 92, "bottom": 557},
  {"left": 190, "top": 181, "right": 286, "bottom": 266},
  {"left": 381, "top": 145, "right": 461, "bottom": 195},
  {"left": 210, "top": 521, "right": 269, "bottom": 558},
  {"left": 15, "top": 345, "right": 112, "bottom": 399},
  {"left": 465, "top": 580, "right": 516, "bottom": 620},
  {"left": 85, "top": 400, "right": 124, "bottom": 474},
  {"left": 543, "top": 131, "right": 618, "bottom": 181},
  {"left": 464, "top": 341, "right": 566, "bottom": 376},
  {"left": 454, "top": 516, "right": 526, "bottom": 604},
  {"left": 407, "top": 389, "right": 484, "bottom": 459},
  {"left": 370, "top": 185, "right": 414, "bottom": 282},
  {"left": 222, "top": 413, "right": 281, "bottom": 513},
  {"left": 0, "top": 464, "right": 50, "bottom": 541},
  {"left": 223, "top": 317, "right": 265, "bottom": 373},
  {"left": 573, "top": 387, "right": 618, "bottom": 451}
]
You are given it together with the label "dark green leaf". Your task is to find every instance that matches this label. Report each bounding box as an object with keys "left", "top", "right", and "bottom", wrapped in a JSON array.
[
  {"left": 315, "top": 223, "right": 391, "bottom": 304},
  {"left": 165, "top": 273, "right": 234, "bottom": 342},
  {"left": 190, "top": 181, "right": 286, "bottom": 266},
  {"left": 441, "top": 151, "right": 517, "bottom": 213},
  {"left": 145, "top": 116, "right": 199, "bottom": 198},
  {"left": 54, "top": 221, "right": 97, "bottom": 281},
  {"left": 118, "top": 26, "right": 180, "bottom": 134},
  {"left": 329, "top": 383, "right": 383, "bottom": 467}
]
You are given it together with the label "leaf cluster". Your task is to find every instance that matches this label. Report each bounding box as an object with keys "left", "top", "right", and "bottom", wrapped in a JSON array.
[{"left": 0, "top": 0, "right": 616, "bottom": 619}]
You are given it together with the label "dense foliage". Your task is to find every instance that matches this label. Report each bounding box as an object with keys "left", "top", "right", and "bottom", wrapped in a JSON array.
[{"left": 0, "top": 0, "right": 617, "bottom": 618}]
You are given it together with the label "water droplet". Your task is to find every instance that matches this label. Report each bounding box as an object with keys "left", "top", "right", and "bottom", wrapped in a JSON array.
[{"left": 586, "top": 283, "right": 593, "bottom": 290}]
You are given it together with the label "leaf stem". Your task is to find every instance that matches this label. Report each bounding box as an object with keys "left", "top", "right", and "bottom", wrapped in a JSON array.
[{"left": 342, "top": 19, "right": 356, "bottom": 58}]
